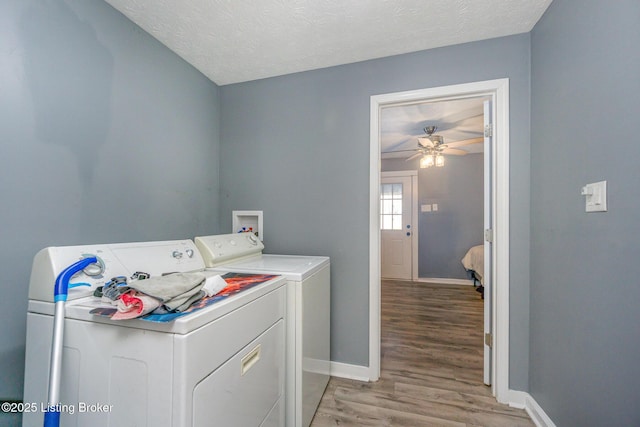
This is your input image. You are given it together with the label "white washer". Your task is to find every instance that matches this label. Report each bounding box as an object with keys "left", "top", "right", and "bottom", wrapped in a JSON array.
[
  {"left": 194, "top": 234, "right": 330, "bottom": 427},
  {"left": 23, "top": 239, "right": 286, "bottom": 427}
]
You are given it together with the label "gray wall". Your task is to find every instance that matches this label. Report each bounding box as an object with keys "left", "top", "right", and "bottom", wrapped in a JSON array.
[
  {"left": 530, "top": 0, "right": 640, "bottom": 425},
  {"left": 220, "top": 34, "right": 531, "bottom": 389},
  {"left": 0, "top": 0, "right": 221, "bottom": 419},
  {"left": 382, "top": 155, "right": 484, "bottom": 280}
]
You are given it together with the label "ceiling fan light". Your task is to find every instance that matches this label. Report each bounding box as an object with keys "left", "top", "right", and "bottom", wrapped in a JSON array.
[
  {"left": 420, "top": 154, "right": 434, "bottom": 168},
  {"left": 435, "top": 154, "right": 445, "bottom": 167}
]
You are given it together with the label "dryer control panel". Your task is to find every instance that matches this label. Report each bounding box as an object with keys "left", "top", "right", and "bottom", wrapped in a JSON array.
[
  {"left": 28, "top": 240, "right": 205, "bottom": 302},
  {"left": 195, "top": 233, "right": 264, "bottom": 267}
]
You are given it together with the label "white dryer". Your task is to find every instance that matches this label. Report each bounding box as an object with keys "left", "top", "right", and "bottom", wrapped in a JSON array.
[
  {"left": 194, "top": 233, "right": 331, "bottom": 427},
  {"left": 23, "top": 239, "right": 286, "bottom": 427}
]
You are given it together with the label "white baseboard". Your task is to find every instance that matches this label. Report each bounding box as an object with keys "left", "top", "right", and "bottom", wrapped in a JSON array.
[
  {"left": 509, "top": 390, "right": 556, "bottom": 427},
  {"left": 417, "top": 277, "right": 475, "bottom": 286},
  {"left": 329, "top": 362, "right": 372, "bottom": 382},
  {"left": 508, "top": 389, "right": 527, "bottom": 409},
  {"left": 525, "top": 393, "right": 557, "bottom": 427}
]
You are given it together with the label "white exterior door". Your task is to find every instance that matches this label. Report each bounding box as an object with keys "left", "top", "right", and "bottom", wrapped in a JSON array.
[
  {"left": 380, "top": 175, "right": 412, "bottom": 280},
  {"left": 483, "top": 99, "right": 493, "bottom": 386}
]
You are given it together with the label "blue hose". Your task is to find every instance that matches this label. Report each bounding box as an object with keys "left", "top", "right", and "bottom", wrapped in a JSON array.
[
  {"left": 44, "top": 256, "right": 98, "bottom": 427},
  {"left": 43, "top": 411, "right": 60, "bottom": 427},
  {"left": 53, "top": 257, "right": 98, "bottom": 301}
]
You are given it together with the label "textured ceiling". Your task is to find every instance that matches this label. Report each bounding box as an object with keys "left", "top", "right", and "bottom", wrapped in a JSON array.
[
  {"left": 104, "top": 0, "right": 552, "bottom": 86},
  {"left": 381, "top": 97, "right": 489, "bottom": 159}
]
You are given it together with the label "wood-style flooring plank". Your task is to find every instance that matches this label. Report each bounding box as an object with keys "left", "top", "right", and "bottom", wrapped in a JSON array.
[{"left": 310, "top": 280, "right": 534, "bottom": 427}]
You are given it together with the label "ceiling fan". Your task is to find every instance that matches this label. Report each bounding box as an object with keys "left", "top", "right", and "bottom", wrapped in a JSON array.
[{"left": 403, "top": 126, "right": 483, "bottom": 167}]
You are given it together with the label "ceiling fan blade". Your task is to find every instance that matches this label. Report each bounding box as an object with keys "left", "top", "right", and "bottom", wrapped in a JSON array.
[
  {"left": 418, "top": 137, "right": 435, "bottom": 148},
  {"left": 441, "top": 148, "right": 468, "bottom": 156},
  {"left": 444, "top": 137, "right": 484, "bottom": 148},
  {"left": 382, "top": 134, "right": 419, "bottom": 153},
  {"left": 381, "top": 149, "right": 420, "bottom": 154},
  {"left": 405, "top": 152, "right": 423, "bottom": 161},
  {"left": 429, "top": 105, "right": 485, "bottom": 132}
]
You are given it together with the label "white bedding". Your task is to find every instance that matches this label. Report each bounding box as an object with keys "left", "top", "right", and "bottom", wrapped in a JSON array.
[{"left": 461, "top": 245, "right": 484, "bottom": 285}]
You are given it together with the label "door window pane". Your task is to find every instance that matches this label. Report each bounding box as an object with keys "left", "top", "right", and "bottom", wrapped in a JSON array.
[
  {"left": 392, "top": 200, "right": 402, "bottom": 214},
  {"left": 382, "top": 200, "right": 392, "bottom": 215},
  {"left": 382, "top": 215, "right": 393, "bottom": 230}
]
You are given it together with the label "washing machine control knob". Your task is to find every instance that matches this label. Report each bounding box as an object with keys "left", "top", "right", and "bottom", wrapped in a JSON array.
[
  {"left": 172, "top": 250, "right": 183, "bottom": 259},
  {"left": 81, "top": 254, "right": 104, "bottom": 276},
  {"left": 186, "top": 249, "right": 194, "bottom": 258}
]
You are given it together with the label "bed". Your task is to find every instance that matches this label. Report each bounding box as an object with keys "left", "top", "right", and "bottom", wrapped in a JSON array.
[{"left": 461, "top": 244, "right": 484, "bottom": 298}]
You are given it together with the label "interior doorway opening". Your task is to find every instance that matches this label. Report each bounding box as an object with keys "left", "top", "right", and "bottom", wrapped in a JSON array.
[
  {"left": 379, "top": 96, "right": 489, "bottom": 285},
  {"left": 369, "top": 79, "right": 510, "bottom": 403}
]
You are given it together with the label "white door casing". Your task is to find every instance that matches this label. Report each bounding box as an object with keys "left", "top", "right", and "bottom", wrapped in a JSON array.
[
  {"left": 369, "top": 79, "right": 510, "bottom": 403},
  {"left": 380, "top": 175, "right": 412, "bottom": 280},
  {"left": 483, "top": 99, "right": 493, "bottom": 387}
]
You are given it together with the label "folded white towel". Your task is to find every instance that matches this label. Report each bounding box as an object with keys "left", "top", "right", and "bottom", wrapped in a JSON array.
[{"left": 202, "top": 274, "right": 228, "bottom": 297}]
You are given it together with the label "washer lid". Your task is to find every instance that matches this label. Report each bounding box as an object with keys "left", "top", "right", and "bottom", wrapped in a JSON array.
[{"left": 210, "top": 254, "right": 329, "bottom": 281}]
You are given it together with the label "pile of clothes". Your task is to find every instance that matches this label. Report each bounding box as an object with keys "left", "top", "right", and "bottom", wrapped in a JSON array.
[{"left": 95, "top": 272, "right": 230, "bottom": 320}]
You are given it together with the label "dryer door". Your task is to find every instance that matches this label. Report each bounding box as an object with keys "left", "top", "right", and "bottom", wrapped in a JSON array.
[{"left": 192, "top": 320, "right": 284, "bottom": 427}]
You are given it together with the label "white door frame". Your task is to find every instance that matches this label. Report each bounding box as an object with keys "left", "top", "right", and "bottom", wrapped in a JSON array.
[
  {"left": 369, "top": 79, "right": 510, "bottom": 403},
  {"left": 381, "top": 171, "right": 419, "bottom": 281}
]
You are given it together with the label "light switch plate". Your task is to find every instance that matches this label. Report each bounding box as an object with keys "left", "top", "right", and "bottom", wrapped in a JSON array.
[
  {"left": 421, "top": 204, "right": 432, "bottom": 212},
  {"left": 582, "top": 181, "right": 607, "bottom": 212}
]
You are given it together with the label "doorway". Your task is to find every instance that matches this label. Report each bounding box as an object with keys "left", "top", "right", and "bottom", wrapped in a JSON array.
[{"left": 369, "top": 79, "right": 511, "bottom": 403}]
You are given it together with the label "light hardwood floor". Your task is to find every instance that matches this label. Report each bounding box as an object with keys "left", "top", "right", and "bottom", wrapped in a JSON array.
[{"left": 310, "top": 280, "right": 534, "bottom": 427}]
